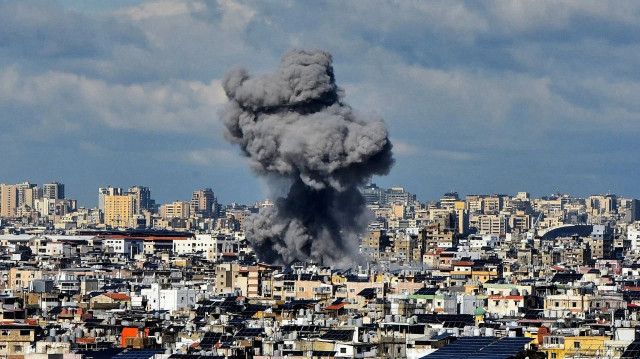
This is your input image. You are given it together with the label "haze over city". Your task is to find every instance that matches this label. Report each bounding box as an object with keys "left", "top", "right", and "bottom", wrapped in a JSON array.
[{"left": 2, "top": 1, "right": 640, "bottom": 207}]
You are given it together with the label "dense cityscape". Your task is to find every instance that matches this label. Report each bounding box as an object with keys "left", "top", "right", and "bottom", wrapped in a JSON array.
[
  {"left": 1, "top": 181, "right": 640, "bottom": 358},
  {"left": 3, "top": 1, "right": 640, "bottom": 359}
]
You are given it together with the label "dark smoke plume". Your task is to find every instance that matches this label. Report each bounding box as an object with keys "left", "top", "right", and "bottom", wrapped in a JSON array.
[{"left": 221, "top": 49, "right": 393, "bottom": 266}]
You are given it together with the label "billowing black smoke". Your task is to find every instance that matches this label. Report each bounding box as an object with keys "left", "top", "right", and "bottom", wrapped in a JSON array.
[{"left": 221, "top": 49, "right": 393, "bottom": 266}]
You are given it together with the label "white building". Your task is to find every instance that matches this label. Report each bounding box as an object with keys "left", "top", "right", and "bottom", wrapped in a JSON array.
[
  {"left": 467, "top": 235, "right": 498, "bottom": 250},
  {"left": 140, "top": 283, "right": 198, "bottom": 312},
  {"left": 102, "top": 238, "right": 143, "bottom": 255},
  {"left": 173, "top": 234, "right": 239, "bottom": 261},
  {"left": 629, "top": 222, "right": 640, "bottom": 251}
]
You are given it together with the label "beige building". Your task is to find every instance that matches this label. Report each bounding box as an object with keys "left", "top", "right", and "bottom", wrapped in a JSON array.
[
  {"left": 477, "top": 214, "right": 507, "bottom": 235},
  {"left": 487, "top": 294, "right": 524, "bottom": 317},
  {"left": 0, "top": 184, "right": 17, "bottom": 218},
  {"left": 0, "top": 324, "right": 37, "bottom": 357},
  {"left": 9, "top": 267, "right": 43, "bottom": 291},
  {"left": 104, "top": 194, "right": 136, "bottom": 228},
  {"left": 90, "top": 293, "right": 131, "bottom": 309},
  {"left": 160, "top": 201, "right": 190, "bottom": 220},
  {"left": 483, "top": 196, "right": 503, "bottom": 214},
  {"left": 393, "top": 231, "right": 420, "bottom": 264},
  {"left": 509, "top": 211, "right": 531, "bottom": 232}
]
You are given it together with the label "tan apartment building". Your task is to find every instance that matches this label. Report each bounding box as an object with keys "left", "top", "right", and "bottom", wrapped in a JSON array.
[
  {"left": 104, "top": 194, "right": 136, "bottom": 228},
  {"left": 0, "top": 184, "right": 17, "bottom": 218}
]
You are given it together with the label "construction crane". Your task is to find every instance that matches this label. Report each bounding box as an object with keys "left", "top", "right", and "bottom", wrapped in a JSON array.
[{"left": 526, "top": 212, "right": 544, "bottom": 241}]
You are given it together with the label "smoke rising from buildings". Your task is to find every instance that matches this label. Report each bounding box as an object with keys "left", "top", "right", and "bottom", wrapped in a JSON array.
[{"left": 222, "top": 49, "right": 394, "bottom": 266}]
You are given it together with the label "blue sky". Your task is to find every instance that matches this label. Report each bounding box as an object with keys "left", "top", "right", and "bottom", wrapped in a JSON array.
[{"left": 1, "top": 0, "right": 639, "bottom": 207}]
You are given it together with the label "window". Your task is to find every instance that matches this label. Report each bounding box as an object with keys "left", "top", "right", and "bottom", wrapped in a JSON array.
[
  {"left": 574, "top": 342, "right": 581, "bottom": 349},
  {"left": 551, "top": 354, "right": 557, "bottom": 359},
  {"left": 340, "top": 348, "right": 346, "bottom": 354},
  {"left": 572, "top": 302, "right": 577, "bottom": 308},
  {"left": 555, "top": 302, "right": 559, "bottom": 307},
  {"left": 284, "top": 281, "right": 295, "bottom": 292},
  {"left": 298, "top": 287, "right": 305, "bottom": 292},
  {"left": 13, "top": 345, "right": 22, "bottom": 353}
]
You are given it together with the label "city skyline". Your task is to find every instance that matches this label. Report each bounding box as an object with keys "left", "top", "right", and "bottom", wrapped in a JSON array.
[
  {"left": 0, "top": 177, "right": 637, "bottom": 209},
  {"left": 2, "top": 1, "right": 640, "bottom": 208},
  {"left": 0, "top": 178, "right": 637, "bottom": 212}
]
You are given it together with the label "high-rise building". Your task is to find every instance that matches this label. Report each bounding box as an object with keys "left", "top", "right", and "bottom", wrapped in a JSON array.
[
  {"left": 128, "top": 186, "right": 155, "bottom": 214},
  {"left": 387, "top": 187, "right": 416, "bottom": 206},
  {"left": 0, "top": 184, "right": 18, "bottom": 218},
  {"left": 477, "top": 214, "right": 508, "bottom": 235},
  {"left": 587, "top": 194, "right": 617, "bottom": 216},
  {"left": 104, "top": 194, "right": 135, "bottom": 228},
  {"left": 362, "top": 183, "right": 387, "bottom": 206},
  {"left": 16, "top": 182, "right": 38, "bottom": 209},
  {"left": 43, "top": 182, "right": 64, "bottom": 199},
  {"left": 190, "top": 188, "right": 216, "bottom": 217},
  {"left": 98, "top": 187, "right": 122, "bottom": 212},
  {"left": 160, "top": 201, "right": 191, "bottom": 219},
  {"left": 361, "top": 184, "right": 416, "bottom": 207},
  {"left": 619, "top": 198, "right": 640, "bottom": 223},
  {"left": 440, "top": 192, "right": 460, "bottom": 210}
]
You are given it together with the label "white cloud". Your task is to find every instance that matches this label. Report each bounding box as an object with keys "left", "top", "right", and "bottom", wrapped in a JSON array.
[
  {"left": 0, "top": 67, "right": 227, "bottom": 134},
  {"left": 3, "top": 0, "right": 640, "bottom": 202},
  {"left": 392, "top": 140, "right": 419, "bottom": 156},
  {"left": 432, "top": 150, "right": 476, "bottom": 161},
  {"left": 185, "top": 148, "right": 239, "bottom": 166},
  {"left": 117, "top": 0, "right": 205, "bottom": 20},
  {"left": 218, "top": 0, "right": 256, "bottom": 31}
]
